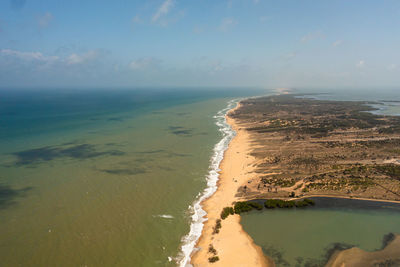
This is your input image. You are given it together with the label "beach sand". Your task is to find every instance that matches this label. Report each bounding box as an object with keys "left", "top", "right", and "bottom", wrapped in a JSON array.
[
  {"left": 326, "top": 234, "right": 400, "bottom": 267},
  {"left": 191, "top": 105, "right": 273, "bottom": 267}
]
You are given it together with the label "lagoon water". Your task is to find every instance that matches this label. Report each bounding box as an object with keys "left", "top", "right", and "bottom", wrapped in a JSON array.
[
  {"left": 241, "top": 198, "right": 400, "bottom": 267},
  {"left": 241, "top": 89, "right": 400, "bottom": 267},
  {"left": 0, "top": 88, "right": 263, "bottom": 266}
]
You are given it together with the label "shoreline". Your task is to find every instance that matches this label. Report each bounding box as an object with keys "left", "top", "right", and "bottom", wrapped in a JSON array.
[
  {"left": 189, "top": 95, "right": 400, "bottom": 266},
  {"left": 294, "top": 194, "right": 400, "bottom": 205},
  {"left": 190, "top": 101, "right": 272, "bottom": 267},
  {"left": 178, "top": 100, "right": 237, "bottom": 267}
]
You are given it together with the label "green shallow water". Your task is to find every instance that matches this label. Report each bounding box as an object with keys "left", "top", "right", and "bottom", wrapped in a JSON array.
[
  {"left": 240, "top": 198, "right": 400, "bottom": 267},
  {"left": 0, "top": 94, "right": 233, "bottom": 266}
]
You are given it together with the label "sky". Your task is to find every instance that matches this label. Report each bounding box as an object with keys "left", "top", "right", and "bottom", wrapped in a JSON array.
[{"left": 0, "top": 0, "right": 400, "bottom": 89}]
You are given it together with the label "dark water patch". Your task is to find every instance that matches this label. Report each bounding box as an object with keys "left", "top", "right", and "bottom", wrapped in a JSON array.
[
  {"left": 263, "top": 246, "right": 290, "bottom": 267},
  {"left": 263, "top": 241, "right": 355, "bottom": 267},
  {"left": 135, "top": 150, "right": 165, "bottom": 155},
  {"left": 158, "top": 166, "right": 174, "bottom": 171},
  {"left": 135, "top": 150, "right": 189, "bottom": 158},
  {"left": 168, "top": 126, "right": 184, "bottom": 130},
  {"left": 133, "top": 158, "right": 154, "bottom": 163},
  {"left": 176, "top": 112, "right": 190, "bottom": 116},
  {"left": 322, "top": 242, "right": 355, "bottom": 265},
  {"left": 61, "top": 140, "right": 79, "bottom": 146},
  {"left": 105, "top": 142, "right": 119, "bottom": 146},
  {"left": 308, "top": 197, "right": 400, "bottom": 211},
  {"left": 13, "top": 144, "right": 125, "bottom": 166},
  {"left": 171, "top": 129, "right": 193, "bottom": 136},
  {"left": 381, "top": 233, "right": 396, "bottom": 250},
  {"left": 88, "top": 117, "right": 101, "bottom": 121},
  {"left": 167, "top": 126, "right": 194, "bottom": 137},
  {"left": 100, "top": 168, "right": 147, "bottom": 175},
  {"left": 167, "top": 152, "right": 190, "bottom": 157},
  {"left": 107, "top": 116, "right": 125, "bottom": 122},
  {"left": 251, "top": 197, "right": 400, "bottom": 213},
  {"left": 0, "top": 184, "right": 32, "bottom": 210}
]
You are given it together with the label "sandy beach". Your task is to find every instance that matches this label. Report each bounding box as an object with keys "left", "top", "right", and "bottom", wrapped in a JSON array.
[
  {"left": 190, "top": 94, "right": 400, "bottom": 266},
  {"left": 191, "top": 103, "right": 273, "bottom": 267}
]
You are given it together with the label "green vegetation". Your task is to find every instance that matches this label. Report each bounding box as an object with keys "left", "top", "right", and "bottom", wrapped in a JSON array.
[
  {"left": 230, "top": 199, "right": 316, "bottom": 213},
  {"left": 234, "top": 201, "right": 254, "bottom": 214},
  {"left": 248, "top": 202, "right": 263, "bottom": 210},
  {"left": 375, "top": 164, "right": 400, "bottom": 180},
  {"left": 208, "top": 244, "right": 217, "bottom": 255},
  {"left": 220, "top": 206, "right": 234, "bottom": 220},
  {"left": 212, "top": 219, "right": 221, "bottom": 234},
  {"left": 261, "top": 177, "right": 297, "bottom": 187},
  {"left": 208, "top": 256, "right": 220, "bottom": 263},
  {"left": 264, "top": 198, "right": 315, "bottom": 209}
]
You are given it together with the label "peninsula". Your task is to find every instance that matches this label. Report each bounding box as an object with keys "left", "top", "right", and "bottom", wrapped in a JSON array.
[{"left": 191, "top": 94, "right": 400, "bottom": 266}]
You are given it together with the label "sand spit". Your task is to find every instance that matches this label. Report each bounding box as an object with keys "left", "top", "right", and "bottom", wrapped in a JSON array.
[
  {"left": 326, "top": 234, "right": 400, "bottom": 267},
  {"left": 191, "top": 104, "right": 273, "bottom": 267}
]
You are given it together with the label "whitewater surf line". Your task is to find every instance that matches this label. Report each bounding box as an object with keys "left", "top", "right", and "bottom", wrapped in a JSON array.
[{"left": 177, "top": 99, "right": 239, "bottom": 267}]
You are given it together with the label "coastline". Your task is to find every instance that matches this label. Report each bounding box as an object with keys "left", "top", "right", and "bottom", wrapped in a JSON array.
[
  {"left": 190, "top": 101, "right": 273, "bottom": 267},
  {"left": 293, "top": 194, "right": 400, "bottom": 205},
  {"left": 188, "top": 94, "right": 400, "bottom": 266}
]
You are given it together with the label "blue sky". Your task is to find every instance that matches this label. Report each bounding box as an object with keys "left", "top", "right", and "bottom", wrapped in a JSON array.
[{"left": 1, "top": 0, "right": 400, "bottom": 89}]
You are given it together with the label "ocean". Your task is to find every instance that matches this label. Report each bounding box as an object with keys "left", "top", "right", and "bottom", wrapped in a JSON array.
[{"left": 0, "top": 88, "right": 265, "bottom": 266}]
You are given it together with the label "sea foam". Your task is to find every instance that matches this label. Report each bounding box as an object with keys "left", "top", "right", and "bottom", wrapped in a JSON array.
[{"left": 177, "top": 99, "right": 238, "bottom": 267}]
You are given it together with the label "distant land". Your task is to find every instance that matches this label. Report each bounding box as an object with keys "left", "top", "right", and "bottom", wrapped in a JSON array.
[{"left": 192, "top": 94, "right": 400, "bottom": 266}]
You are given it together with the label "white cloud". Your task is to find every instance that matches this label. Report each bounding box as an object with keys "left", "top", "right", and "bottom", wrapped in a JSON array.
[
  {"left": 38, "top": 12, "right": 54, "bottom": 28},
  {"left": 66, "top": 50, "right": 99, "bottom": 65},
  {"left": 332, "top": 40, "right": 343, "bottom": 47},
  {"left": 301, "top": 31, "right": 324, "bottom": 43},
  {"left": 152, "top": 0, "right": 174, "bottom": 23},
  {"left": 1, "top": 48, "right": 104, "bottom": 67},
  {"left": 1, "top": 48, "right": 58, "bottom": 61},
  {"left": 129, "top": 57, "right": 161, "bottom": 70},
  {"left": 356, "top": 60, "right": 365, "bottom": 68},
  {"left": 219, "top": 17, "right": 237, "bottom": 32}
]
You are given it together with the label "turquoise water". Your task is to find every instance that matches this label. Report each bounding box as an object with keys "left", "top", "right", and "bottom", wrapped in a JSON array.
[
  {"left": 0, "top": 88, "right": 264, "bottom": 266},
  {"left": 241, "top": 198, "right": 400, "bottom": 267}
]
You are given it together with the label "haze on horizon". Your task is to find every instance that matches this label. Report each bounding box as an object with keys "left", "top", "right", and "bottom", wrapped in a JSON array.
[{"left": 0, "top": 0, "right": 400, "bottom": 89}]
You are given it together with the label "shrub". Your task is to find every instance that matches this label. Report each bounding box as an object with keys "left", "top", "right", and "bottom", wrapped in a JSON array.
[
  {"left": 208, "top": 244, "right": 217, "bottom": 255},
  {"left": 234, "top": 201, "right": 253, "bottom": 214},
  {"left": 265, "top": 198, "right": 315, "bottom": 209},
  {"left": 295, "top": 200, "right": 308, "bottom": 208},
  {"left": 283, "top": 200, "right": 295, "bottom": 208},
  {"left": 248, "top": 202, "right": 263, "bottom": 210},
  {"left": 264, "top": 199, "right": 279, "bottom": 209},
  {"left": 303, "top": 198, "right": 315, "bottom": 205},
  {"left": 220, "top": 207, "right": 234, "bottom": 220},
  {"left": 212, "top": 219, "right": 222, "bottom": 234},
  {"left": 208, "top": 256, "right": 220, "bottom": 263}
]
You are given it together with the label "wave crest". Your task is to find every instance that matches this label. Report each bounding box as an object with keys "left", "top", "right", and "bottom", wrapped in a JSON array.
[{"left": 176, "top": 99, "right": 238, "bottom": 267}]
